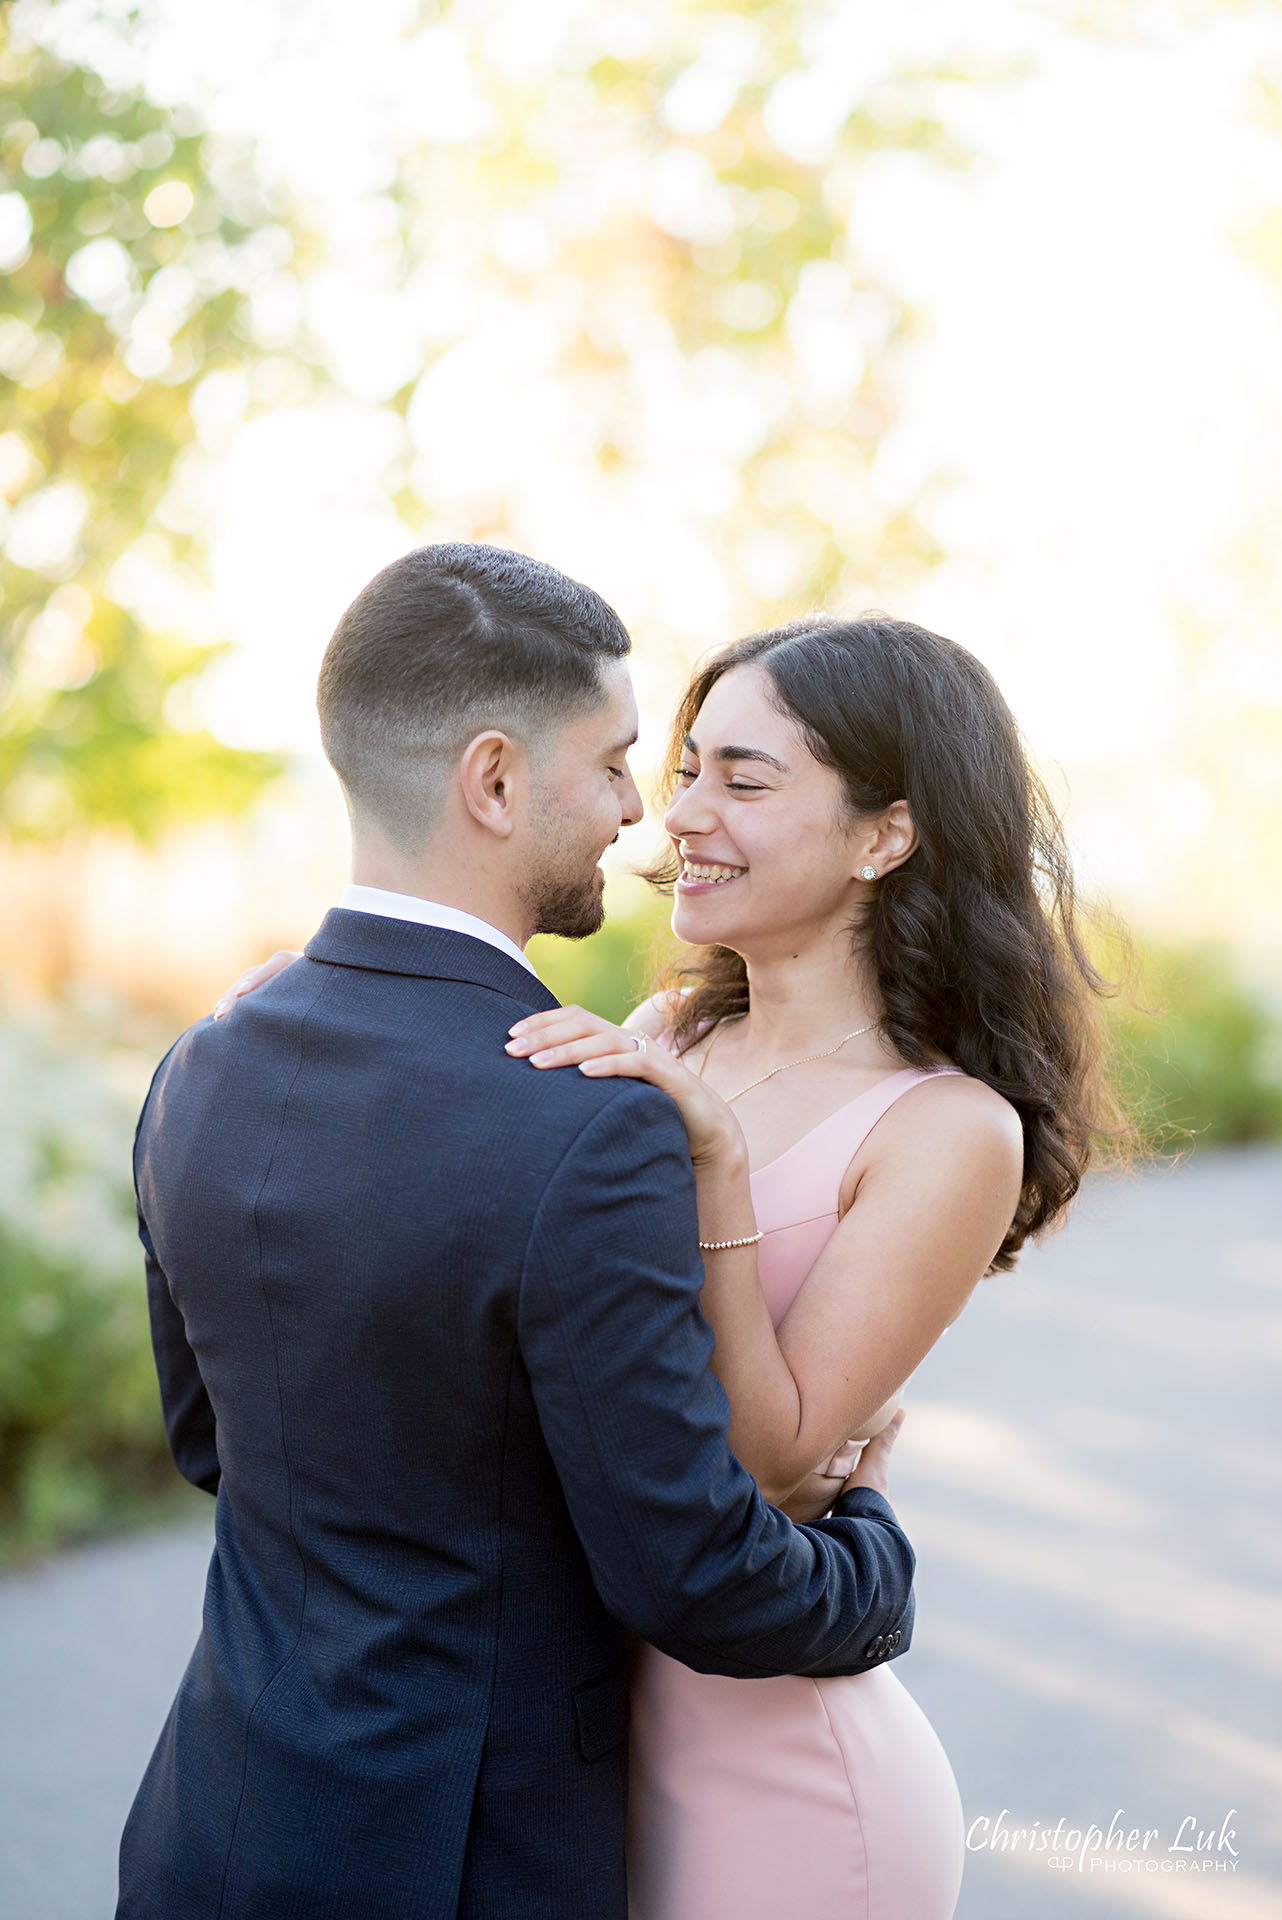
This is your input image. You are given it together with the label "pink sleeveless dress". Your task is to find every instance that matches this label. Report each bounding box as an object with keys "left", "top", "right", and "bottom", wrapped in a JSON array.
[{"left": 627, "top": 1066, "right": 966, "bottom": 1920}]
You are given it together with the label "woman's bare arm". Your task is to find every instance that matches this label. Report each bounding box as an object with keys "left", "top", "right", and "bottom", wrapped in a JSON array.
[
  {"left": 617, "top": 1013, "right": 1013, "bottom": 1489},
  {"left": 691, "top": 1075, "right": 1023, "bottom": 1503}
]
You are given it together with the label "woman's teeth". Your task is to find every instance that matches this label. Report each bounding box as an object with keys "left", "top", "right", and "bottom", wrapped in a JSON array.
[{"left": 681, "top": 862, "right": 747, "bottom": 885}]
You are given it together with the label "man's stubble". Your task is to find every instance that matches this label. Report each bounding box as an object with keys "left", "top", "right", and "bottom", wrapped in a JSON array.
[{"left": 519, "top": 784, "right": 609, "bottom": 942}]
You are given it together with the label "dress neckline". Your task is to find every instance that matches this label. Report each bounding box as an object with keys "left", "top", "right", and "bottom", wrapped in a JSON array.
[{"left": 746, "top": 1066, "right": 933, "bottom": 1181}]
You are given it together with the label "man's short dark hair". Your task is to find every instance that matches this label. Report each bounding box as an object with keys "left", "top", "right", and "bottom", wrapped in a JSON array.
[{"left": 318, "top": 543, "right": 631, "bottom": 848}]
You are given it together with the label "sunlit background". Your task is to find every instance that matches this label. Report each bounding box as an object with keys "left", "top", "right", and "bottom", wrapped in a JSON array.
[
  {"left": 3, "top": 9, "right": 1282, "bottom": 1915},
  {"left": 2, "top": 0, "right": 1281, "bottom": 1533}
]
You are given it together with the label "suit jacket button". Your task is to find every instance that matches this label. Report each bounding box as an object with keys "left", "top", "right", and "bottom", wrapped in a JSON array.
[
  {"left": 891, "top": 1629, "right": 902, "bottom": 1647},
  {"left": 863, "top": 1638, "right": 883, "bottom": 1659}
]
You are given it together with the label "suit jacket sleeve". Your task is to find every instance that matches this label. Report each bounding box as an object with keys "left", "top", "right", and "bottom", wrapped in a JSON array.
[
  {"left": 135, "top": 1088, "right": 221, "bottom": 1497},
  {"left": 517, "top": 1085, "right": 915, "bottom": 1679}
]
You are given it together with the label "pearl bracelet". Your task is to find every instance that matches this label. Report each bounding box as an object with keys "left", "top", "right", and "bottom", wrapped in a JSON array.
[{"left": 698, "top": 1230, "right": 764, "bottom": 1252}]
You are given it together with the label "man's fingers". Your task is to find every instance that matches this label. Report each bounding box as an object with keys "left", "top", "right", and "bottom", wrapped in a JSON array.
[
  {"left": 861, "top": 1408, "right": 906, "bottom": 1452},
  {"left": 824, "top": 1437, "right": 865, "bottom": 1478},
  {"left": 841, "top": 1408, "right": 907, "bottom": 1497}
]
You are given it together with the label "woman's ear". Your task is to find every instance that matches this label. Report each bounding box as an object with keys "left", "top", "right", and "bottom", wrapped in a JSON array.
[
  {"left": 858, "top": 800, "right": 917, "bottom": 878},
  {"left": 458, "top": 730, "right": 521, "bottom": 838}
]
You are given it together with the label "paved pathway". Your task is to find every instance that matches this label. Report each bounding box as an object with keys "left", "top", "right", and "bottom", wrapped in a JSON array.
[{"left": 2, "top": 1147, "right": 1279, "bottom": 1919}]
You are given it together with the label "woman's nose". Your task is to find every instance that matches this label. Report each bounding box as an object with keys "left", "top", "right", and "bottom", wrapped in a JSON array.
[{"left": 664, "top": 780, "right": 713, "bottom": 838}]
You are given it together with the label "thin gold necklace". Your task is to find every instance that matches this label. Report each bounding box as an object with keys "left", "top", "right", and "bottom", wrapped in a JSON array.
[{"left": 698, "top": 1015, "right": 877, "bottom": 1105}]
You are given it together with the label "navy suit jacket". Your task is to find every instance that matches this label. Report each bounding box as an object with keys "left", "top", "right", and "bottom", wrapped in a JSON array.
[{"left": 118, "top": 911, "right": 916, "bottom": 1920}]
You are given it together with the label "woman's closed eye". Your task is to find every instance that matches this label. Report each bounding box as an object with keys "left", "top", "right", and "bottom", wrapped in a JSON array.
[{"left": 675, "top": 766, "right": 764, "bottom": 793}]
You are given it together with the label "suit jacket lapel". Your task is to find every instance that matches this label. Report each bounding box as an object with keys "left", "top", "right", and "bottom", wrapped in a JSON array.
[{"left": 304, "top": 909, "right": 562, "bottom": 1014}]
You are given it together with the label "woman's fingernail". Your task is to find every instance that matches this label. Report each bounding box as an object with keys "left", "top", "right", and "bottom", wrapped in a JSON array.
[
  {"left": 213, "top": 1000, "right": 228, "bottom": 1019},
  {"left": 579, "top": 1060, "right": 605, "bottom": 1074},
  {"left": 509, "top": 1021, "right": 527, "bottom": 1035},
  {"left": 531, "top": 1050, "right": 554, "bottom": 1065}
]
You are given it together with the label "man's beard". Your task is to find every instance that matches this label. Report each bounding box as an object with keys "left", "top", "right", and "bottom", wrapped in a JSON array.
[
  {"left": 521, "top": 775, "right": 610, "bottom": 940},
  {"left": 524, "top": 861, "right": 606, "bottom": 940}
]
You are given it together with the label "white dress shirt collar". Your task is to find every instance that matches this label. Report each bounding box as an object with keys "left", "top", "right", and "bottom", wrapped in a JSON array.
[{"left": 338, "top": 883, "right": 539, "bottom": 979}]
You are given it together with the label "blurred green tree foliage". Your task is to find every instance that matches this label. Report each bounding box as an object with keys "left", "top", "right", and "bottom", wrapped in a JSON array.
[{"left": 0, "top": 13, "right": 318, "bottom": 837}]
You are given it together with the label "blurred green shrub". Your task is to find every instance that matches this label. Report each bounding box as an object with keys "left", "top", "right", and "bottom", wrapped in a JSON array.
[
  {"left": 1103, "top": 940, "right": 1282, "bottom": 1152},
  {"left": 0, "top": 1013, "right": 173, "bottom": 1556}
]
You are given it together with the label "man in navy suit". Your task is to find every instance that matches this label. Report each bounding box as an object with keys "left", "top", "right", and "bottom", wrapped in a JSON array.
[{"left": 118, "top": 544, "right": 917, "bottom": 1920}]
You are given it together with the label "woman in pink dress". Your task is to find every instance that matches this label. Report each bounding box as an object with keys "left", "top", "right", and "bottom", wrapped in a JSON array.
[{"left": 509, "top": 613, "right": 1114, "bottom": 1919}]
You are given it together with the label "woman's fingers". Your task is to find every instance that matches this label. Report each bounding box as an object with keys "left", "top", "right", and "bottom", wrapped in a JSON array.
[
  {"left": 578, "top": 1049, "right": 652, "bottom": 1079},
  {"left": 517, "top": 1030, "right": 647, "bottom": 1069},
  {"left": 214, "top": 975, "right": 260, "bottom": 1020},
  {"left": 504, "top": 1005, "right": 663, "bottom": 1081},
  {"left": 508, "top": 1006, "right": 601, "bottom": 1033},
  {"left": 506, "top": 1006, "right": 568, "bottom": 1036},
  {"left": 514, "top": 1010, "right": 744, "bottom": 1170},
  {"left": 509, "top": 1004, "right": 595, "bottom": 1037},
  {"left": 212, "top": 949, "right": 302, "bottom": 1019},
  {"left": 506, "top": 1007, "right": 618, "bottom": 1056}
]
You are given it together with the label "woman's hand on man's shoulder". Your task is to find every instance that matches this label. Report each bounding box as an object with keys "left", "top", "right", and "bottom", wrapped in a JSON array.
[{"left": 213, "top": 950, "right": 303, "bottom": 1020}]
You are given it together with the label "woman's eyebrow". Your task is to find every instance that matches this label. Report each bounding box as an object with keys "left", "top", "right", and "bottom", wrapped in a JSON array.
[{"left": 684, "top": 733, "right": 788, "bottom": 773}]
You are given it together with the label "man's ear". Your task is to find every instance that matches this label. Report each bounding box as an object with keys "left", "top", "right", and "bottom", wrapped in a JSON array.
[
  {"left": 458, "top": 730, "right": 524, "bottom": 839},
  {"left": 858, "top": 799, "right": 917, "bottom": 878}
]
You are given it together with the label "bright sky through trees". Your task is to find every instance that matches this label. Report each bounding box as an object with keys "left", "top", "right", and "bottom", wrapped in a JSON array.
[{"left": 8, "top": 0, "right": 1282, "bottom": 954}]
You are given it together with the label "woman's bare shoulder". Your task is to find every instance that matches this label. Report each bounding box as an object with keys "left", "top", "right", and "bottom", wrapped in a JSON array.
[
  {"left": 879, "top": 1067, "right": 1024, "bottom": 1170},
  {"left": 838, "top": 1067, "right": 1024, "bottom": 1241}
]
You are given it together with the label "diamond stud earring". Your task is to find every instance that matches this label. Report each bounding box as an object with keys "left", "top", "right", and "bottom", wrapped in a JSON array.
[{"left": 861, "top": 865, "right": 877, "bottom": 880}]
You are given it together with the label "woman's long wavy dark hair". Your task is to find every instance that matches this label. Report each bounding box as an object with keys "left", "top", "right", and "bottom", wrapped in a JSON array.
[{"left": 648, "top": 614, "right": 1124, "bottom": 1272}]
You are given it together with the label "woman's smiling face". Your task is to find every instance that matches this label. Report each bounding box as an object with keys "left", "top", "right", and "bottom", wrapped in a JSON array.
[{"left": 664, "top": 664, "right": 869, "bottom": 954}]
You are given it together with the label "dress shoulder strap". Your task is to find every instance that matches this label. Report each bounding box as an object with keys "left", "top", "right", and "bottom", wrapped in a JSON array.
[{"left": 750, "top": 1065, "right": 965, "bottom": 1220}]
